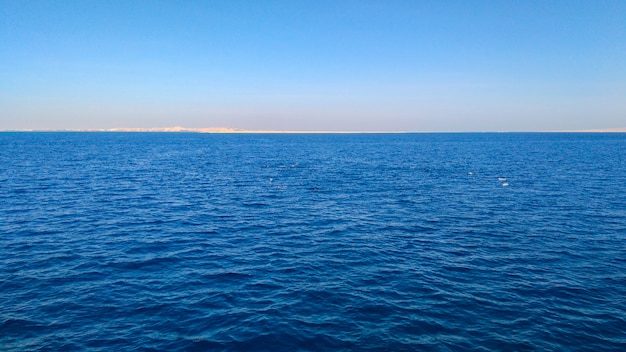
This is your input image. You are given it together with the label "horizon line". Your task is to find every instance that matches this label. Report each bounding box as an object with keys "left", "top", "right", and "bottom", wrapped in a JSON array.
[{"left": 1, "top": 126, "right": 626, "bottom": 133}]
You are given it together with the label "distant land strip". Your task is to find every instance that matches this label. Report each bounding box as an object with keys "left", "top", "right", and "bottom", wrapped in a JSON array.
[
  {"left": 2, "top": 126, "right": 372, "bottom": 133},
  {"left": 1, "top": 127, "right": 423, "bottom": 133}
]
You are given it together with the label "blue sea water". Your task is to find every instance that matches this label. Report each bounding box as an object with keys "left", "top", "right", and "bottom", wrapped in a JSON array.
[{"left": 1, "top": 132, "right": 625, "bottom": 351}]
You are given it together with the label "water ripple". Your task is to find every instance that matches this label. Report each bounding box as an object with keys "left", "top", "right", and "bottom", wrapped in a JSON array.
[{"left": 2, "top": 132, "right": 626, "bottom": 351}]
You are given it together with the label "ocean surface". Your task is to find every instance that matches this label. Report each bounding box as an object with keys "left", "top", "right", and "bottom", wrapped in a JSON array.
[{"left": 1, "top": 132, "right": 625, "bottom": 351}]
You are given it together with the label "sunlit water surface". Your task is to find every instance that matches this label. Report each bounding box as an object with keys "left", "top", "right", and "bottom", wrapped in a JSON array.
[{"left": 1, "top": 132, "right": 625, "bottom": 351}]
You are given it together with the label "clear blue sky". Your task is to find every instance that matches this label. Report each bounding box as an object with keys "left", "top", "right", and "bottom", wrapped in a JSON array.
[{"left": 1, "top": 0, "right": 625, "bottom": 131}]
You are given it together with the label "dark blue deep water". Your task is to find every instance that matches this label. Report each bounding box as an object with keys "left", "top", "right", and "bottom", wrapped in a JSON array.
[{"left": 1, "top": 132, "right": 625, "bottom": 351}]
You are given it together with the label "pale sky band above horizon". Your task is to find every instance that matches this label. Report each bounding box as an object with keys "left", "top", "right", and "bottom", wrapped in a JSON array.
[{"left": 1, "top": 1, "right": 625, "bottom": 132}]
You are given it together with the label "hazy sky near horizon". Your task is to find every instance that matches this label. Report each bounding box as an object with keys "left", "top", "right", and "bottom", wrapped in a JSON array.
[{"left": 2, "top": 0, "right": 625, "bottom": 131}]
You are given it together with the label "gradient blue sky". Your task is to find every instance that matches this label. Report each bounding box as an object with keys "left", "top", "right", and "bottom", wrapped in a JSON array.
[{"left": 1, "top": 0, "right": 625, "bottom": 131}]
